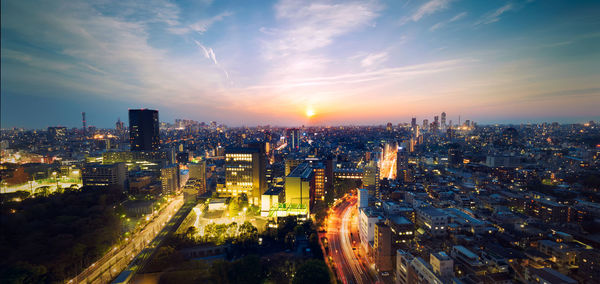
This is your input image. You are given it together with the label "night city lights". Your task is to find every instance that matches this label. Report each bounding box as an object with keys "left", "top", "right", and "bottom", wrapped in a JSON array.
[{"left": 1, "top": 1, "right": 600, "bottom": 284}]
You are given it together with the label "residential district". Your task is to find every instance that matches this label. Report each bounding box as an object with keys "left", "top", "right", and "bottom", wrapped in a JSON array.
[{"left": 1, "top": 109, "right": 599, "bottom": 284}]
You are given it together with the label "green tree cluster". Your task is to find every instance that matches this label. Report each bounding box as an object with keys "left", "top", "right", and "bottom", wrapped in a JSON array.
[{"left": 0, "top": 186, "right": 124, "bottom": 283}]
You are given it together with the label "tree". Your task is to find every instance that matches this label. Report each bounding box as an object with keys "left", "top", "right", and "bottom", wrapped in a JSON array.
[{"left": 292, "top": 260, "right": 330, "bottom": 284}]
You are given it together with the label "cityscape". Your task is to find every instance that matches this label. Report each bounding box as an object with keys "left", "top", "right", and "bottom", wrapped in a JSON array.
[{"left": 2, "top": 1, "right": 600, "bottom": 284}]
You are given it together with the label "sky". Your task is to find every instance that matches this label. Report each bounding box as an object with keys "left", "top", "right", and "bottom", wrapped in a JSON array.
[{"left": 1, "top": 0, "right": 599, "bottom": 129}]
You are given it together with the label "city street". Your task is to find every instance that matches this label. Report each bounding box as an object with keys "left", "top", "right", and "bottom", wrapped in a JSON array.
[{"left": 325, "top": 195, "right": 383, "bottom": 284}]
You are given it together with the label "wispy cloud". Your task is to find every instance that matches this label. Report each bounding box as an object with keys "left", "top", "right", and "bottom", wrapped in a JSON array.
[
  {"left": 246, "top": 59, "right": 471, "bottom": 89},
  {"left": 430, "top": 11, "right": 467, "bottom": 31},
  {"left": 475, "top": 3, "right": 515, "bottom": 26},
  {"left": 361, "top": 51, "right": 389, "bottom": 68},
  {"left": 262, "top": 0, "right": 381, "bottom": 58},
  {"left": 400, "top": 0, "right": 452, "bottom": 25},
  {"left": 170, "top": 11, "right": 233, "bottom": 35}
]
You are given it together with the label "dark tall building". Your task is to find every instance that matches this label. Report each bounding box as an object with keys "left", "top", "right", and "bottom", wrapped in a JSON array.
[
  {"left": 129, "top": 109, "right": 160, "bottom": 151},
  {"left": 286, "top": 128, "right": 300, "bottom": 150}
]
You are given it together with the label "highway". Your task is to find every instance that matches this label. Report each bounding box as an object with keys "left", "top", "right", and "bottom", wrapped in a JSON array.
[
  {"left": 118, "top": 200, "right": 195, "bottom": 281},
  {"left": 325, "top": 195, "right": 383, "bottom": 284},
  {"left": 68, "top": 195, "right": 184, "bottom": 284}
]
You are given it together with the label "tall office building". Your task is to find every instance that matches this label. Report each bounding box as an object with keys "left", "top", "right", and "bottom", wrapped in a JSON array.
[
  {"left": 374, "top": 222, "right": 393, "bottom": 272},
  {"left": 441, "top": 112, "right": 447, "bottom": 131},
  {"left": 286, "top": 128, "right": 300, "bottom": 150},
  {"left": 411, "top": 117, "right": 417, "bottom": 129},
  {"left": 82, "top": 112, "right": 86, "bottom": 130},
  {"left": 224, "top": 147, "right": 266, "bottom": 205},
  {"left": 423, "top": 119, "right": 429, "bottom": 131},
  {"left": 129, "top": 109, "right": 160, "bottom": 151},
  {"left": 161, "top": 165, "right": 179, "bottom": 194}
]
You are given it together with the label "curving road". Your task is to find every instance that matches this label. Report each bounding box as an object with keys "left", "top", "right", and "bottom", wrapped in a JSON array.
[{"left": 326, "top": 195, "right": 382, "bottom": 284}]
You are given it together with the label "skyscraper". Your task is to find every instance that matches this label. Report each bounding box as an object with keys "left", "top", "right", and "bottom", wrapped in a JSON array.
[
  {"left": 129, "top": 109, "right": 160, "bottom": 151},
  {"left": 286, "top": 128, "right": 300, "bottom": 150},
  {"left": 411, "top": 117, "right": 417, "bottom": 129},
  {"left": 441, "top": 112, "right": 446, "bottom": 131}
]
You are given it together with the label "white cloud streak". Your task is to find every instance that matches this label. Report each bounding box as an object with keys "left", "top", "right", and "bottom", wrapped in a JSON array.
[
  {"left": 400, "top": 0, "right": 452, "bottom": 25},
  {"left": 430, "top": 11, "right": 467, "bottom": 31},
  {"left": 475, "top": 3, "right": 515, "bottom": 26}
]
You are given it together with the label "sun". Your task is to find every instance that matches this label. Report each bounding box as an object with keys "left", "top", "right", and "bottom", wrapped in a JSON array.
[{"left": 306, "top": 108, "right": 315, "bottom": 118}]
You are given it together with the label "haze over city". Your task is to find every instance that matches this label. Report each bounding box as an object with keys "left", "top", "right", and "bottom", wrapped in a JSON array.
[{"left": 2, "top": 0, "right": 599, "bottom": 128}]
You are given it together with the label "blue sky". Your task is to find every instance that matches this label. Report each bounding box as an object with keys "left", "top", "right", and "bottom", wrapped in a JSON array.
[{"left": 1, "top": 0, "right": 599, "bottom": 128}]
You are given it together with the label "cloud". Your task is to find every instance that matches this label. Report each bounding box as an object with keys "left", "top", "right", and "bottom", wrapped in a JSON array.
[
  {"left": 400, "top": 0, "right": 452, "bottom": 25},
  {"left": 361, "top": 51, "right": 389, "bottom": 68},
  {"left": 475, "top": 3, "right": 515, "bottom": 26},
  {"left": 246, "top": 59, "right": 471, "bottom": 89},
  {"left": 1, "top": 0, "right": 228, "bottom": 109},
  {"left": 170, "top": 11, "right": 233, "bottom": 35},
  {"left": 430, "top": 11, "right": 467, "bottom": 31},
  {"left": 262, "top": 0, "right": 381, "bottom": 58}
]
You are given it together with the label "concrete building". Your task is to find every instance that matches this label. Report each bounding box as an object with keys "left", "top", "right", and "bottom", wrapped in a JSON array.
[
  {"left": 430, "top": 251, "right": 454, "bottom": 278},
  {"left": 416, "top": 207, "right": 448, "bottom": 237},
  {"left": 358, "top": 188, "right": 369, "bottom": 208},
  {"left": 285, "top": 163, "right": 314, "bottom": 213},
  {"left": 374, "top": 222, "right": 393, "bottom": 272},
  {"left": 161, "top": 164, "right": 179, "bottom": 194},
  {"left": 359, "top": 207, "right": 383, "bottom": 253},
  {"left": 82, "top": 163, "right": 127, "bottom": 191},
  {"left": 261, "top": 186, "right": 285, "bottom": 217}
]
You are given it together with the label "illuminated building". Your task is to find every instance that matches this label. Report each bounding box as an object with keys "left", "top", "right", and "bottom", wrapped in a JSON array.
[
  {"left": 129, "top": 109, "right": 160, "bottom": 151},
  {"left": 188, "top": 160, "right": 206, "bottom": 195},
  {"left": 411, "top": 117, "right": 417, "bottom": 129},
  {"left": 261, "top": 186, "right": 284, "bottom": 217},
  {"left": 47, "top": 126, "right": 67, "bottom": 142},
  {"left": 423, "top": 119, "right": 429, "bottom": 131},
  {"left": 386, "top": 122, "right": 393, "bottom": 131},
  {"left": 285, "top": 158, "right": 304, "bottom": 176},
  {"left": 224, "top": 147, "right": 266, "bottom": 205},
  {"left": 102, "top": 150, "right": 173, "bottom": 171},
  {"left": 160, "top": 164, "right": 179, "bottom": 194},
  {"left": 363, "top": 161, "right": 380, "bottom": 197},
  {"left": 312, "top": 163, "right": 326, "bottom": 200},
  {"left": 82, "top": 162, "right": 127, "bottom": 191},
  {"left": 448, "top": 147, "right": 463, "bottom": 167},
  {"left": 285, "top": 162, "right": 314, "bottom": 213},
  {"left": 374, "top": 222, "right": 393, "bottom": 272}
]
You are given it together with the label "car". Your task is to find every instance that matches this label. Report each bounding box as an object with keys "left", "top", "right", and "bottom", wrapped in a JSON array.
[{"left": 381, "top": 272, "right": 389, "bottom": 277}]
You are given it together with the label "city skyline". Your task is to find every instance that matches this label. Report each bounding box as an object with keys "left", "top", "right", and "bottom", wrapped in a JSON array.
[{"left": 2, "top": 0, "right": 600, "bottom": 128}]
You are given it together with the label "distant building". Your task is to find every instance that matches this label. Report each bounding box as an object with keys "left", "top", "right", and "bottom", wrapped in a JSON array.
[
  {"left": 286, "top": 128, "right": 300, "bottom": 150},
  {"left": 82, "top": 163, "right": 127, "bottom": 191},
  {"left": 129, "top": 109, "right": 160, "bottom": 151},
  {"left": 47, "top": 126, "right": 67, "bottom": 142}
]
